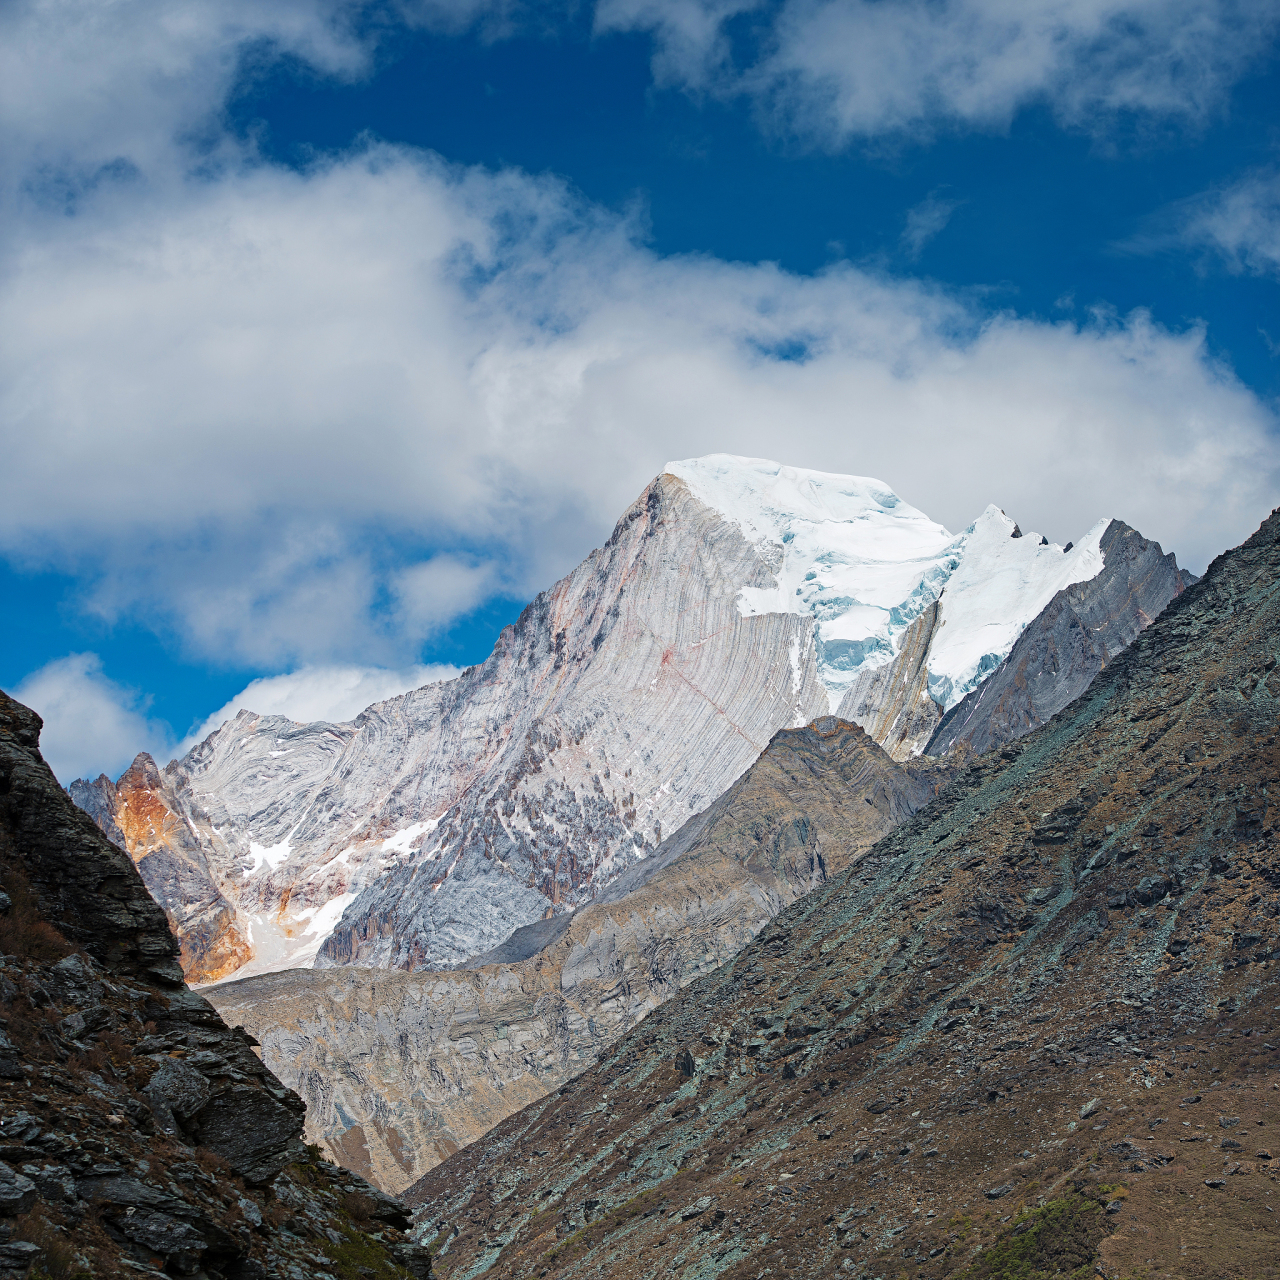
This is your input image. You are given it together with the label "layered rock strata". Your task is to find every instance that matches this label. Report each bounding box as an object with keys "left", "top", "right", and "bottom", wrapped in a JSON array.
[
  {"left": 404, "top": 505, "right": 1280, "bottom": 1280},
  {"left": 205, "top": 721, "right": 950, "bottom": 1193},
  {"left": 0, "top": 690, "right": 428, "bottom": 1279},
  {"left": 76, "top": 469, "right": 833, "bottom": 983},
  {"left": 72, "top": 458, "right": 1190, "bottom": 989}
]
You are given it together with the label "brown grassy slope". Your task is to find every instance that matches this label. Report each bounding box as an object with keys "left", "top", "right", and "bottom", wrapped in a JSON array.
[{"left": 404, "top": 506, "right": 1280, "bottom": 1280}]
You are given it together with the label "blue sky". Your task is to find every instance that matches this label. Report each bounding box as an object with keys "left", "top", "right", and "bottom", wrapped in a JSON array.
[{"left": 2, "top": 0, "right": 1279, "bottom": 782}]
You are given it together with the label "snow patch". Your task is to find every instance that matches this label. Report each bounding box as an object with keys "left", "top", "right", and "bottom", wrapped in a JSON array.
[
  {"left": 296, "top": 893, "right": 357, "bottom": 939},
  {"left": 926, "top": 510, "right": 1108, "bottom": 709},
  {"left": 670, "top": 455, "right": 958, "bottom": 701},
  {"left": 243, "top": 831, "right": 295, "bottom": 876},
  {"left": 381, "top": 819, "right": 440, "bottom": 856}
]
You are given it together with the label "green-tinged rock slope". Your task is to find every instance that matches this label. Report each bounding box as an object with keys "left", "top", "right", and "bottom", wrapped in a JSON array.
[{"left": 406, "top": 507, "right": 1280, "bottom": 1280}]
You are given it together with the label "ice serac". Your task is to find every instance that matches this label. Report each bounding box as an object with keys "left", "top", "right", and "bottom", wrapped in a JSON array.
[
  {"left": 925, "top": 519, "right": 1197, "bottom": 757},
  {"left": 205, "top": 717, "right": 951, "bottom": 1193}
]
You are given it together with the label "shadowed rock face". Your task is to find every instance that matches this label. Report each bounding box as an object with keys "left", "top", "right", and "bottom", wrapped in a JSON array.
[
  {"left": 0, "top": 690, "right": 429, "bottom": 1278},
  {"left": 925, "top": 519, "right": 1195, "bottom": 758},
  {"left": 402, "top": 507, "right": 1280, "bottom": 1280},
  {"left": 0, "top": 698, "right": 182, "bottom": 988},
  {"left": 205, "top": 720, "right": 953, "bottom": 1193},
  {"left": 835, "top": 603, "right": 945, "bottom": 760}
]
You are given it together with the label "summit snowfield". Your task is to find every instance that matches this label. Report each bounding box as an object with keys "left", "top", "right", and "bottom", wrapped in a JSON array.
[
  {"left": 671, "top": 456, "right": 1107, "bottom": 715},
  {"left": 71, "top": 456, "right": 1189, "bottom": 985}
]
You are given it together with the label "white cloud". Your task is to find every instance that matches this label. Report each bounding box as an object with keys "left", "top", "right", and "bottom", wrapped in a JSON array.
[
  {"left": 392, "top": 556, "right": 498, "bottom": 635},
  {"left": 0, "top": 0, "right": 366, "bottom": 203},
  {"left": 0, "top": 0, "right": 1277, "bottom": 684},
  {"left": 1, "top": 142, "right": 1275, "bottom": 651},
  {"left": 1157, "top": 166, "right": 1280, "bottom": 278},
  {"left": 597, "top": 0, "right": 1278, "bottom": 144},
  {"left": 901, "top": 190, "right": 962, "bottom": 259},
  {"left": 183, "top": 662, "right": 460, "bottom": 750},
  {"left": 10, "top": 654, "right": 178, "bottom": 784}
]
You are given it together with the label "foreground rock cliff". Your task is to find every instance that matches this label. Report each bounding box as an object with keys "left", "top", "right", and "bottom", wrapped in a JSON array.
[
  {"left": 0, "top": 691, "right": 429, "bottom": 1279},
  {"left": 72, "top": 457, "right": 1190, "bottom": 987},
  {"left": 207, "top": 722, "right": 950, "bottom": 1193},
  {"left": 405, "top": 506, "right": 1280, "bottom": 1280}
]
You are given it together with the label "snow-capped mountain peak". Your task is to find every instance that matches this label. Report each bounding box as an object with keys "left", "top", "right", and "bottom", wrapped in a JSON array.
[
  {"left": 72, "top": 456, "right": 1184, "bottom": 990},
  {"left": 667, "top": 455, "right": 1108, "bottom": 714}
]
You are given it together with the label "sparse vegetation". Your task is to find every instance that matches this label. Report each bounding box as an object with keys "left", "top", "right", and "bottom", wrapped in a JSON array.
[
  {"left": 958, "top": 1191, "right": 1111, "bottom": 1280},
  {"left": 0, "top": 868, "right": 72, "bottom": 961}
]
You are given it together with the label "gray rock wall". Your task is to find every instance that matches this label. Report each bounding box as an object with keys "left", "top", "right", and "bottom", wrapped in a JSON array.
[{"left": 206, "top": 719, "right": 951, "bottom": 1192}]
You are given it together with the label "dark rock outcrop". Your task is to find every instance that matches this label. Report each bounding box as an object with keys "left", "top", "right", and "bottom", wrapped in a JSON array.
[
  {"left": 926, "top": 519, "right": 1194, "bottom": 757},
  {"left": 0, "top": 689, "right": 425, "bottom": 1279},
  {"left": 406, "top": 507, "right": 1280, "bottom": 1280}
]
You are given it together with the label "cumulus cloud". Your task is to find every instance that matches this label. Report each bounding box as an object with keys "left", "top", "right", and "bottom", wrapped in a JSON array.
[
  {"left": 0, "top": 0, "right": 365, "bottom": 201},
  {"left": 597, "top": 0, "right": 1278, "bottom": 144},
  {"left": 1, "top": 0, "right": 1277, "bottom": 684},
  {"left": 182, "top": 661, "right": 460, "bottom": 749},
  {"left": 0, "top": 0, "right": 544, "bottom": 208},
  {"left": 1, "top": 143, "right": 1275, "bottom": 655},
  {"left": 10, "top": 654, "right": 178, "bottom": 784}
]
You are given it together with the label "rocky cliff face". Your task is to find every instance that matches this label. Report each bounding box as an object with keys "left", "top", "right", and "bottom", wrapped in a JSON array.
[
  {"left": 72, "top": 754, "right": 253, "bottom": 982},
  {"left": 76, "top": 468, "right": 832, "bottom": 985},
  {"left": 72, "top": 458, "right": 1190, "bottom": 990},
  {"left": 0, "top": 690, "right": 428, "bottom": 1279},
  {"left": 204, "top": 720, "right": 951, "bottom": 1194},
  {"left": 403, "top": 506, "right": 1280, "bottom": 1280}
]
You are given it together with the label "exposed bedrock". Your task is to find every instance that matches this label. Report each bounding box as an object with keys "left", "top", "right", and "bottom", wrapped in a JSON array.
[
  {"left": 205, "top": 719, "right": 951, "bottom": 1192},
  {"left": 835, "top": 601, "right": 944, "bottom": 759},
  {"left": 77, "top": 472, "right": 832, "bottom": 983}
]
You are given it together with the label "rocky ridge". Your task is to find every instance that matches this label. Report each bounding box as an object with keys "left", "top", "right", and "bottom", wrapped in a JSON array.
[
  {"left": 926, "top": 518, "right": 1194, "bottom": 757},
  {"left": 205, "top": 721, "right": 951, "bottom": 1194},
  {"left": 72, "top": 458, "right": 1189, "bottom": 989},
  {"left": 402, "top": 505, "right": 1280, "bottom": 1280},
  {"left": 195, "top": 497, "right": 1190, "bottom": 1195},
  {"left": 0, "top": 690, "right": 429, "bottom": 1279}
]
